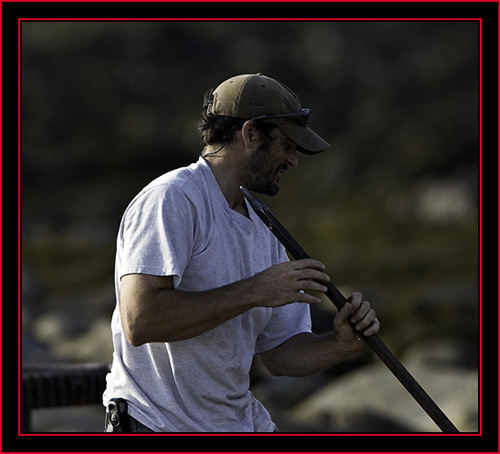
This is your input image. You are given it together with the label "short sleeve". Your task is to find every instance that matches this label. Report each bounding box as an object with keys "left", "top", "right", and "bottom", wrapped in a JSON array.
[
  {"left": 254, "top": 302, "right": 312, "bottom": 354},
  {"left": 254, "top": 242, "right": 313, "bottom": 354},
  {"left": 118, "top": 184, "right": 196, "bottom": 289}
]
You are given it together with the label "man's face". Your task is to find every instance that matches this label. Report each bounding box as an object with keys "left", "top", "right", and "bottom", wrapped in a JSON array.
[{"left": 240, "top": 128, "right": 298, "bottom": 196}]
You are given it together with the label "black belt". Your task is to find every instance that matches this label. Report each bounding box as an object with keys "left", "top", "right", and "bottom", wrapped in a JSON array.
[
  {"left": 105, "top": 398, "right": 155, "bottom": 433},
  {"left": 105, "top": 398, "right": 278, "bottom": 433}
]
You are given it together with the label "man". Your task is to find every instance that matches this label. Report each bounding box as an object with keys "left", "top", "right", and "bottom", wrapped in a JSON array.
[{"left": 103, "top": 73, "right": 380, "bottom": 433}]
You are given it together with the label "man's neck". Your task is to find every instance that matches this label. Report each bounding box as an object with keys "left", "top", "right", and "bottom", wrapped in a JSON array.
[{"left": 203, "top": 154, "right": 248, "bottom": 217}]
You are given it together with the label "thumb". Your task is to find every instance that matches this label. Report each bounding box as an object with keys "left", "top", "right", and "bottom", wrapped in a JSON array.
[{"left": 334, "top": 302, "right": 353, "bottom": 330}]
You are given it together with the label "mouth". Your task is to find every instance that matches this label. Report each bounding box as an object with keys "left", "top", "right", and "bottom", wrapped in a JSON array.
[{"left": 276, "top": 164, "right": 288, "bottom": 180}]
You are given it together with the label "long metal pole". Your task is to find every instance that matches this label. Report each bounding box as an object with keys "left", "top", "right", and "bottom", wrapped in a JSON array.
[{"left": 241, "top": 186, "right": 459, "bottom": 434}]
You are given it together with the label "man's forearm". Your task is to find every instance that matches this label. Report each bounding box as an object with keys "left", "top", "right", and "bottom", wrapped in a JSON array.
[
  {"left": 120, "top": 260, "right": 329, "bottom": 346},
  {"left": 121, "top": 277, "right": 259, "bottom": 345},
  {"left": 259, "top": 295, "right": 379, "bottom": 377},
  {"left": 259, "top": 332, "right": 359, "bottom": 377}
]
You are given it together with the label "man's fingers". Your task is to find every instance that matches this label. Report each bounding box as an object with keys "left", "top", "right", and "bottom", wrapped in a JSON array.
[
  {"left": 298, "top": 279, "right": 328, "bottom": 294},
  {"left": 335, "top": 302, "right": 353, "bottom": 325},
  {"left": 349, "top": 300, "right": 372, "bottom": 324},
  {"left": 292, "top": 259, "right": 326, "bottom": 271},
  {"left": 348, "top": 300, "right": 377, "bottom": 334},
  {"left": 292, "top": 260, "right": 330, "bottom": 286},
  {"left": 363, "top": 317, "right": 380, "bottom": 336},
  {"left": 353, "top": 309, "right": 376, "bottom": 331},
  {"left": 336, "top": 299, "right": 380, "bottom": 336},
  {"left": 296, "top": 270, "right": 330, "bottom": 285},
  {"left": 294, "top": 290, "right": 322, "bottom": 305},
  {"left": 346, "top": 292, "right": 362, "bottom": 309}
]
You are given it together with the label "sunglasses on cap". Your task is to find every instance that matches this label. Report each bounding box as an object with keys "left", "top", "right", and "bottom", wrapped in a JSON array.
[{"left": 251, "top": 107, "right": 311, "bottom": 126}]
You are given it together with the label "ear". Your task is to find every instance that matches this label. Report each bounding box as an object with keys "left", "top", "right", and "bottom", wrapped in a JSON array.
[{"left": 240, "top": 120, "right": 260, "bottom": 151}]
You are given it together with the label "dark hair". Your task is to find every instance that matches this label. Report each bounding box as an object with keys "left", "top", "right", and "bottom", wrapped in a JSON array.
[{"left": 198, "top": 88, "right": 276, "bottom": 148}]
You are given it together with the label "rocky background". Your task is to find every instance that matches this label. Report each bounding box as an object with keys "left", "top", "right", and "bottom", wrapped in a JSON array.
[{"left": 21, "top": 20, "right": 479, "bottom": 432}]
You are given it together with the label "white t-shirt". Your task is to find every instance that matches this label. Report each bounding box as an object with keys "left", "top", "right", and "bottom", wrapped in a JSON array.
[{"left": 103, "top": 157, "right": 312, "bottom": 432}]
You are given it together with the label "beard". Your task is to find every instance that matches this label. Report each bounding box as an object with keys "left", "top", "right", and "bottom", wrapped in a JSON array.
[{"left": 240, "top": 143, "right": 286, "bottom": 197}]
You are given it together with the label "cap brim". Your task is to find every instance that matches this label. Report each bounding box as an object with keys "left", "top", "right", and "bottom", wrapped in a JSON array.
[{"left": 278, "top": 123, "right": 331, "bottom": 155}]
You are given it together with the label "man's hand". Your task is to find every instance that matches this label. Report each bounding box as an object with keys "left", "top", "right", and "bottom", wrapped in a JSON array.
[
  {"left": 333, "top": 292, "right": 380, "bottom": 353},
  {"left": 259, "top": 291, "right": 380, "bottom": 377},
  {"left": 250, "top": 259, "right": 330, "bottom": 307}
]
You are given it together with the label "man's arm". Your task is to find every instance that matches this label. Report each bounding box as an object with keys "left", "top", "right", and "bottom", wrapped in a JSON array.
[
  {"left": 259, "top": 293, "right": 380, "bottom": 377},
  {"left": 120, "top": 259, "right": 330, "bottom": 346}
]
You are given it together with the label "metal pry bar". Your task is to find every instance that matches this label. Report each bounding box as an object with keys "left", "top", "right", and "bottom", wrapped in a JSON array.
[{"left": 241, "top": 186, "right": 459, "bottom": 434}]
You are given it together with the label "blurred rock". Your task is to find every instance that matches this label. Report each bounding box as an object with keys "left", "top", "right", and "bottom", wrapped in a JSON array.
[
  {"left": 32, "top": 308, "right": 93, "bottom": 344},
  {"left": 31, "top": 309, "right": 113, "bottom": 363},
  {"left": 41, "top": 283, "right": 115, "bottom": 318},
  {"left": 403, "top": 338, "right": 478, "bottom": 369},
  {"left": 287, "top": 339, "right": 478, "bottom": 433},
  {"left": 386, "top": 175, "right": 478, "bottom": 225},
  {"left": 53, "top": 317, "right": 113, "bottom": 363},
  {"left": 413, "top": 179, "right": 476, "bottom": 225},
  {"left": 412, "top": 283, "right": 478, "bottom": 345}
]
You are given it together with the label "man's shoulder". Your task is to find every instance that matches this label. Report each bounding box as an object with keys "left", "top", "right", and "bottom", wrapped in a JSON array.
[
  {"left": 126, "top": 159, "right": 210, "bottom": 209},
  {"left": 144, "top": 158, "right": 204, "bottom": 194},
  {"left": 122, "top": 158, "right": 213, "bottom": 220}
]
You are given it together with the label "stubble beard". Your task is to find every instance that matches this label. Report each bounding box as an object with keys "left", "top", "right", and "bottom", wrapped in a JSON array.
[{"left": 240, "top": 144, "right": 282, "bottom": 197}]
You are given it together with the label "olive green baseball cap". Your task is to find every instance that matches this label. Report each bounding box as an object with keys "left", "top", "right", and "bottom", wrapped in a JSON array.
[{"left": 207, "top": 73, "right": 330, "bottom": 155}]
